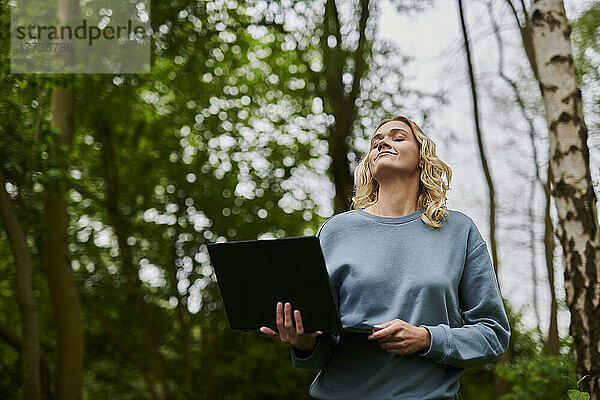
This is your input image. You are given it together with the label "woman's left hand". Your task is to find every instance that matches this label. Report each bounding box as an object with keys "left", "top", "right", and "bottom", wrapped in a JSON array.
[{"left": 367, "top": 319, "right": 431, "bottom": 355}]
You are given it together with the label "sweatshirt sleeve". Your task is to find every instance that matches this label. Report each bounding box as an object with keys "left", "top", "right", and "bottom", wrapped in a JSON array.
[
  {"left": 290, "top": 332, "right": 339, "bottom": 369},
  {"left": 417, "top": 239, "right": 511, "bottom": 368}
]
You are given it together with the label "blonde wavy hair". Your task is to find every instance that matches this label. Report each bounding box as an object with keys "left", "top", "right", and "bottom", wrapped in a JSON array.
[{"left": 351, "top": 116, "right": 453, "bottom": 228}]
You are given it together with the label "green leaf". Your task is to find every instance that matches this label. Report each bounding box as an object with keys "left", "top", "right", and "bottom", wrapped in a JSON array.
[{"left": 567, "top": 389, "right": 590, "bottom": 400}]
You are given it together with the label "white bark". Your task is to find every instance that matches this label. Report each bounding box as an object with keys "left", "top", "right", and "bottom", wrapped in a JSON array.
[{"left": 529, "top": 0, "right": 600, "bottom": 395}]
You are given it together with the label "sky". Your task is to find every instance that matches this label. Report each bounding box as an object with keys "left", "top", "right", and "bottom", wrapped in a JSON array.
[{"left": 376, "top": 0, "right": 599, "bottom": 337}]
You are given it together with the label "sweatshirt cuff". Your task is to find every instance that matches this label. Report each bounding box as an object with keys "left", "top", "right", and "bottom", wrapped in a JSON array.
[
  {"left": 290, "top": 335, "right": 325, "bottom": 368},
  {"left": 417, "top": 324, "right": 450, "bottom": 362},
  {"left": 292, "top": 344, "right": 316, "bottom": 359}
]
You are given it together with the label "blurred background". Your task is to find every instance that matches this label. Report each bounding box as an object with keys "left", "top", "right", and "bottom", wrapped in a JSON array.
[{"left": 1, "top": 0, "right": 599, "bottom": 398}]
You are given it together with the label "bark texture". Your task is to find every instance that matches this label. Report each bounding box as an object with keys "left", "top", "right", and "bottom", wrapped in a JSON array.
[{"left": 530, "top": 0, "right": 600, "bottom": 395}]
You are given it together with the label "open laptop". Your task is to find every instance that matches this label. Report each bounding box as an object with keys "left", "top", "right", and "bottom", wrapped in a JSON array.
[{"left": 206, "top": 236, "right": 374, "bottom": 335}]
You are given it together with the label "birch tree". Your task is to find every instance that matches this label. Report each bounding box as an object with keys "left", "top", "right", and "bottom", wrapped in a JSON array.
[
  {"left": 528, "top": 0, "right": 600, "bottom": 395},
  {"left": 502, "top": 0, "right": 561, "bottom": 355}
]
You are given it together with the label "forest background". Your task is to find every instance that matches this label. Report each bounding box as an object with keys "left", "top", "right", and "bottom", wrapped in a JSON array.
[{"left": 1, "top": 0, "right": 599, "bottom": 398}]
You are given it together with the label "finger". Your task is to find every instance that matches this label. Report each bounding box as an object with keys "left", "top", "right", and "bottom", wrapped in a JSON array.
[
  {"left": 369, "top": 327, "right": 390, "bottom": 339},
  {"left": 373, "top": 320, "right": 395, "bottom": 329},
  {"left": 260, "top": 326, "right": 279, "bottom": 337},
  {"left": 275, "top": 302, "right": 284, "bottom": 335},
  {"left": 368, "top": 324, "right": 397, "bottom": 340},
  {"left": 294, "top": 310, "right": 304, "bottom": 334},
  {"left": 284, "top": 302, "right": 294, "bottom": 330}
]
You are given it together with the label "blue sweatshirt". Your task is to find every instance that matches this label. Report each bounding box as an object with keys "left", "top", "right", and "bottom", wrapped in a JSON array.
[{"left": 290, "top": 207, "right": 510, "bottom": 399}]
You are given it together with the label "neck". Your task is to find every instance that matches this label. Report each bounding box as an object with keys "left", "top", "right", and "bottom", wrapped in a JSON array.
[{"left": 372, "top": 173, "right": 420, "bottom": 217}]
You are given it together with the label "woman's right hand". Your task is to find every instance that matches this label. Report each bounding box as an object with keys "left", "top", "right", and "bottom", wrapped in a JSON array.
[{"left": 259, "top": 301, "right": 323, "bottom": 352}]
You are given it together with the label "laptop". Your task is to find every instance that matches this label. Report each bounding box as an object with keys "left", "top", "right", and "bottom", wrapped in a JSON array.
[{"left": 206, "top": 236, "right": 374, "bottom": 335}]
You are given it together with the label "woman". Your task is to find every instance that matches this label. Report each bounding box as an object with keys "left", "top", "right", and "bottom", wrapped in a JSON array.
[{"left": 260, "top": 115, "right": 510, "bottom": 399}]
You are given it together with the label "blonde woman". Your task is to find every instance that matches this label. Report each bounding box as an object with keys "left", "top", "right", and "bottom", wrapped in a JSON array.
[{"left": 260, "top": 116, "right": 510, "bottom": 399}]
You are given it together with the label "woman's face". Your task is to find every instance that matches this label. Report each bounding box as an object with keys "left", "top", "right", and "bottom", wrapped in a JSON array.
[{"left": 367, "top": 120, "right": 421, "bottom": 182}]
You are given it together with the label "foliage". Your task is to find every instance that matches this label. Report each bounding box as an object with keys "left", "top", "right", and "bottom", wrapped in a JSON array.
[
  {"left": 570, "top": 0, "right": 600, "bottom": 84},
  {"left": 565, "top": 375, "right": 591, "bottom": 400},
  {"left": 457, "top": 301, "right": 580, "bottom": 400},
  {"left": 493, "top": 303, "right": 578, "bottom": 400},
  {"left": 1, "top": 0, "right": 431, "bottom": 397}
]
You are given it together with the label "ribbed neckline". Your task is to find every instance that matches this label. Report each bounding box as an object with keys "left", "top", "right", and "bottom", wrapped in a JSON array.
[{"left": 356, "top": 207, "right": 424, "bottom": 224}]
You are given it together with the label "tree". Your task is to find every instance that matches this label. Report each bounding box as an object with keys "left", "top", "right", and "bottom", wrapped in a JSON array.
[
  {"left": 0, "top": 0, "right": 448, "bottom": 397},
  {"left": 499, "top": 0, "right": 561, "bottom": 355},
  {"left": 42, "top": 0, "right": 84, "bottom": 397},
  {"left": 527, "top": 0, "right": 600, "bottom": 395},
  {"left": 456, "top": 1, "right": 508, "bottom": 396},
  {"left": 0, "top": 169, "right": 41, "bottom": 399}
]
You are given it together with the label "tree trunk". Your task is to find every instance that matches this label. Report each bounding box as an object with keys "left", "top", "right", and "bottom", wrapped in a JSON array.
[
  {"left": 456, "top": 0, "right": 499, "bottom": 278},
  {"left": 44, "top": 85, "right": 84, "bottom": 400},
  {"left": 321, "top": 0, "right": 371, "bottom": 214},
  {"left": 41, "top": 0, "right": 85, "bottom": 398},
  {"left": 502, "top": 0, "right": 561, "bottom": 355},
  {"left": 543, "top": 164, "right": 560, "bottom": 355},
  {"left": 529, "top": 0, "right": 600, "bottom": 395},
  {"left": 259, "top": 0, "right": 372, "bottom": 215},
  {"left": 0, "top": 320, "right": 51, "bottom": 399},
  {"left": 528, "top": 174, "right": 542, "bottom": 330},
  {"left": 0, "top": 170, "right": 41, "bottom": 400},
  {"left": 457, "top": 0, "right": 506, "bottom": 397}
]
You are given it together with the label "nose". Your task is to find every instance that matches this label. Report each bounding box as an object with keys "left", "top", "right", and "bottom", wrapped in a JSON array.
[{"left": 377, "top": 139, "right": 392, "bottom": 152}]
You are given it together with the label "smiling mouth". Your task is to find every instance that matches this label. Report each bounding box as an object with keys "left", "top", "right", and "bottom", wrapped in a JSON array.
[{"left": 376, "top": 152, "right": 396, "bottom": 159}]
